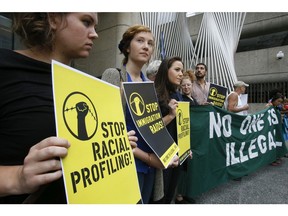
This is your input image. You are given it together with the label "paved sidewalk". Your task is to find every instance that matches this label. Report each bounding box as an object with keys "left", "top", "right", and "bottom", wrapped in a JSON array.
[{"left": 193, "top": 157, "right": 288, "bottom": 204}]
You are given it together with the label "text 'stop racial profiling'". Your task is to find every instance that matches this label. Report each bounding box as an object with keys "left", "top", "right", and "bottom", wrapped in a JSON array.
[{"left": 53, "top": 61, "right": 141, "bottom": 204}]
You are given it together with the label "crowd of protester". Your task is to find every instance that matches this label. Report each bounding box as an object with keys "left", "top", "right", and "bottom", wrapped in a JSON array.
[{"left": 1, "top": 13, "right": 287, "bottom": 204}]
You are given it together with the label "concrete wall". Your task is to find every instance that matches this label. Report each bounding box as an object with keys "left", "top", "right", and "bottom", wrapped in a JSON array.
[
  {"left": 73, "top": 12, "right": 141, "bottom": 78},
  {"left": 186, "top": 12, "right": 288, "bottom": 84},
  {"left": 236, "top": 13, "right": 288, "bottom": 84},
  {"left": 72, "top": 12, "right": 288, "bottom": 85},
  {"left": 241, "top": 12, "right": 288, "bottom": 38},
  {"left": 73, "top": 12, "right": 288, "bottom": 113},
  {"left": 249, "top": 103, "right": 267, "bottom": 114},
  {"left": 235, "top": 45, "right": 288, "bottom": 84}
]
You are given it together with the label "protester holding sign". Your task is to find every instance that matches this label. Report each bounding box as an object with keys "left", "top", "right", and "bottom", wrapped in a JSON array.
[
  {"left": 173, "top": 74, "right": 198, "bottom": 204},
  {"left": 181, "top": 74, "right": 198, "bottom": 106},
  {"left": 266, "top": 92, "right": 284, "bottom": 166},
  {"left": 0, "top": 13, "right": 139, "bottom": 204},
  {"left": 0, "top": 13, "right": 100, "bottom": 204},
  {"left": 225, "top": 81, "right": 250, "bottom": 115},
  {"left": 281, "top": 97, "right": 288, "bottom": 144},
  {"left": 102, "top": 25, "right": 178, "bottom": 204},
  {"left": 281, "top": 97, "right": 288, "bottom": 157},
  {"left": 154, "top": 56, "right": 184, "bottom": 204}
]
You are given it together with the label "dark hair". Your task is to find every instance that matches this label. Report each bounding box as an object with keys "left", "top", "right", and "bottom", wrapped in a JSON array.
[
  {"left": 196, "top": 62, "right": 207, "bottom": 71},
  {"left": 154, "top": 56, "right": 183, "bottom": 109},
  {"left": 271, "top": 92, "right": 284, "bottom": 103},
  {"left": 118, "top": 24, "right": 154, "bottom": 65},
  {"left": 12, "top": 13, "right": 66, "bottom": 50}
]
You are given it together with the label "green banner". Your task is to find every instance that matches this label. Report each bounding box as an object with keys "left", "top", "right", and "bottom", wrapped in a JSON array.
[{"left": 185, "top": 105, "right": 287, "bottom": 198}]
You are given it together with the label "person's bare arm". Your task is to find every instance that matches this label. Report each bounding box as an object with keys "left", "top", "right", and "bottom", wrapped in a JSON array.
[
  {"left": 0, "top": 137, "right": 70, "bottom": 197},
  {"left": 133, "top": 148, "right": 165, "bottom": 169},
  {"left": 227, "top": 93, "right": 249, "bottom": 113}
]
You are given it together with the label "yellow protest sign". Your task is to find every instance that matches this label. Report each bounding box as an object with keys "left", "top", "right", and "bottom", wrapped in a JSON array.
[
  {"left": 176, "top": 102, "right": 191, "bottom": 164},
  {"left": 52, "top": 60, "right": 141, "bottom": 204}
]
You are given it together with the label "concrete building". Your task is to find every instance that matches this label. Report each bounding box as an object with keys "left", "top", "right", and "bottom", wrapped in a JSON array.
[
  {"left": 1, "top": 12, "right": 287, "bottom": 110},
  {"left": 186, "top": 12, "right": 288, "bottom": 111}
]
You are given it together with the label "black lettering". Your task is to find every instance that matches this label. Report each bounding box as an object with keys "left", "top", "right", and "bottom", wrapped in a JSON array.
[
  {"left": 117, "top": 154, "right": 125, "bottom": 169},
  {"left": 92, "top": 142, "right": 101, "bottom": 161},
  {"left": 114, "top": 122, "right": 121, "bottom": 136},
  {"left": 71, "top": 171, "right": 81, "bottom": 193},
  {"left": 91, "top": 164, "right": 100, "bottom": 182},
  {"left": 108, "top": 139, "right": 116, "bottom": 155},
  {"left": 101, "top": 122, "right": 109, "bottom": 138},
  {"left": 99, "top": 161, "right": 106, "bottom": 179},
  {"left": 124, "top": 152, "right": 130, "bottom": 166},
  {"left": 107, "top": 122, "right": 114, "bottom": 136},
  {"left": 122, "top": 137, "right": 130, "bottom": 151},
  {"left": 102, "top": 141, "right": 110, "bottom": 158},
  {"left": 81, "top": 167, "right": 92, "bottom": 188},
  {"left": 120, "top": 122, "right": 125, "bottom": 135},
  {"left": 118, "top": 138, "right": 126, "bottom": 153}
]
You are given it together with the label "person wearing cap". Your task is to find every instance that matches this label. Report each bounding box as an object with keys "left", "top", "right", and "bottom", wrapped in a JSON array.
[
  {"left": 225, "top": 80, "right": 249, "bottom": 115},
  {"left": 146, "top": 60, "right": 161, "bottom": 81}
]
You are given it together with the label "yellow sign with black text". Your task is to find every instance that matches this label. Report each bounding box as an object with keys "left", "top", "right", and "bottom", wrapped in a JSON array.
[
  {"left": 52, "top": 61, "right": 141, "bottom": 204},
  {"left": 176, "top": 102, "right": 191, "bottom": 164}
]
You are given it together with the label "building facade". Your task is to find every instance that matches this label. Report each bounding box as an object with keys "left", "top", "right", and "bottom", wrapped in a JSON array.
[{"left": 1, "top": 12, "right": 287, "bottom": 109}]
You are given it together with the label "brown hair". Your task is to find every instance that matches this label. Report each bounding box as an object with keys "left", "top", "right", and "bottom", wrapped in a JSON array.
[
  {"left": 12, "top": 13, "right": 66, "bottom": 50},
  {"left": 154, "top": 56, "right": 183, "bottom": 109},
  {"left": 118, "top": 24, "right": 154, "bottom": 65}
]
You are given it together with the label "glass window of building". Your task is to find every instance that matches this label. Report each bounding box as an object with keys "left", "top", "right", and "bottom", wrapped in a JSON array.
[{"left": 0, "top": 14, "right": 13, "bottom": 49}]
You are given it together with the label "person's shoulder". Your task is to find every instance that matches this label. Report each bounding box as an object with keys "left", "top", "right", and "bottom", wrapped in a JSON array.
[
  {"left": 0, "top": 49, "right": 19, "bottom": 67},
  {"left": 101, "top": 67, "right": 124, "bottom": 86},
  {"left": 228, "top": 91, "right": 237, "bottom": 96},
  {"left": 227, "top": 91, "right": 238, "bottom": 99},
  {"left": 102, "top": 68, "right": 120, "bottom": 78},
  {"left": 0, "top": 48, "right": 13, "bottom": 58},
  {"left": 102, "top": 67, "right": 119, "bottom": 74},
  {"left": 192, "top": 80, "right": 198, "bottom": 86},
  {"left": 0, "top": 48, "right": 11, "bottom": 53}
]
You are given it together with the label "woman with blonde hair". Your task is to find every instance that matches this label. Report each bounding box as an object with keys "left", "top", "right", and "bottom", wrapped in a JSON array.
[{"left": 102, "top": 25, "right": 178, "bottom": 203}]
